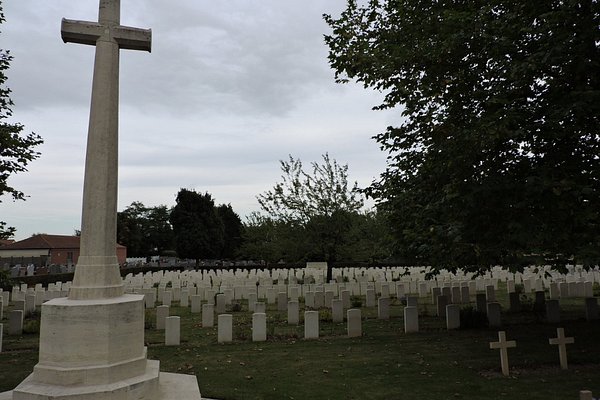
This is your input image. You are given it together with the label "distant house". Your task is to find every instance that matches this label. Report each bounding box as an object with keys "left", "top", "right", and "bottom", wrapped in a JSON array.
[
  {"left": 0, "top": 239, "right": 15, "bottom": 246},
  {"left": 0, "top": 234, "right": 127, "bottom": 267}
]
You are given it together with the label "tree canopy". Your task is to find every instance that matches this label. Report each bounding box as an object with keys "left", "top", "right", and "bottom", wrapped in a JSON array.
[
  {"left": 245, "top": 154, "right": 391, "bottom": 273},
  {"left": 325, "top": 1, "right": 600, "bottom": 272},
  {"left": 257, "top": 153, "right": 364, "bottom": 224},
  {"left": 169, "top": 189, "right": 225, "bottom": 265},
  {"left": 117, "top": 202, "right": 174, "bottom": 258},
  {"left": 0, "top": 3, "right": 43, "bottom": 239}
]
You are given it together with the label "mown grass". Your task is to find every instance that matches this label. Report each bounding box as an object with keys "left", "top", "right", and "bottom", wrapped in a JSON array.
[{"left": 1, "top": 285, "right": 599, "bottom": 400}]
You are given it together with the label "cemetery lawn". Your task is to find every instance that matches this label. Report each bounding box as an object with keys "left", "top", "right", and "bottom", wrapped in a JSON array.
[{"left": 1, "top": 290, "right": 599, "bottom": 399}]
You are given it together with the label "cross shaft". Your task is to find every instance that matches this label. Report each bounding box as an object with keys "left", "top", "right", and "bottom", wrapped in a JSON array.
[{"left": 62, "top": 0, "right": 151, "bottom": 300}]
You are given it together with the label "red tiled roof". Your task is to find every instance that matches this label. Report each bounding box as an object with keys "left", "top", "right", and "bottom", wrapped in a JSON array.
[
  {"left": 0, "top": 234, "right": 125, "bottom": 250},
  {"left": 0, "top": 239, "right": 15, "bottom": 246}
]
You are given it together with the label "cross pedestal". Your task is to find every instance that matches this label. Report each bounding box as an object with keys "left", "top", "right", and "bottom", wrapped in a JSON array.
[
  {"left": 489, "top": 331, "right": 517, "bottom": 377},
  {"left": 549, "top": 327, "right": 574, "bottom": 370},
  {"left": 1, "top": 1, "right": 201, "bottom": 399}
]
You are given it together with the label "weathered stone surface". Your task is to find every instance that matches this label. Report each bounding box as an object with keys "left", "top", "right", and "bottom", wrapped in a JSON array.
[
  {"left": 304, "top": 311, "right": 319, "bottom": 339},
  {"left": 218, "top": 314, "right": 233, "bottom": 343},
  {"left": 252, "top": 313, "right": 267, "bottom": 342},
  {"left": 446, "top": 304, "right": 460, "bottom": 330},
  {"left": 404, "top": 306, "right": 419, "bottom": 333},
  {"left": 165, "top": 316, "right": 181, "bottom": 346},
  {"left": 347, "top": 309, "right": 361, "bottom": 338}
]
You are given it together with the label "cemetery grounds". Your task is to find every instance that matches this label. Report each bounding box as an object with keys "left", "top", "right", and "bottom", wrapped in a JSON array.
[{"left": 1, "top": 281, "right": 599, "bottom": 400}]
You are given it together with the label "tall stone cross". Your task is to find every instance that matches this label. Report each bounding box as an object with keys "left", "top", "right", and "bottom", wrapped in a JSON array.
[{"left": 62, "top": 0, "right": 151, "bottom": 300}]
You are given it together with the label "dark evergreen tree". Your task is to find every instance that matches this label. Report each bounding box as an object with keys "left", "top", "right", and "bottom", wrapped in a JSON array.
[
  {"left": 170, "top": 189, "right": 224, "bottom": 266},
  {"left": 216, "top": 203, "right": 243, "bottom": 260}
]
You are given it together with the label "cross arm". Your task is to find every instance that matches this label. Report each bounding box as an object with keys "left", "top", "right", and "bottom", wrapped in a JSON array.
[
  {"left": 61, "top": 18, "right": 104, "bottom": 46},
  {"left": 113, "top": 25, "right": 152, "bottom": 52},
  {"left": 61, "top": 18, "right": 151, "bottom": 52}
]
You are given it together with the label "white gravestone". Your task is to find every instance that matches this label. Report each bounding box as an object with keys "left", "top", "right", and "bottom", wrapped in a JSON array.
[
  {"left": 431, "top": 287, "right": 441, "bottom": 305},
  {"left": 324, "top": 291, "right": 334, "bottom": 308},
  {"left": 347, "top": 309, "right": 362, "bottom": 337},
  {"left": 378, "top": 297, "right": 390, "bottom": 320},
  {"left": 341, "top": 290, "right": 351, "bottom": 309},
  {"left": 549, "top": 327, "right": 574, "bottom": 370},
  {"left": 190, "top": 295, "right": 202, "bottom": 313},
  {"left": 487, "top": 302, "right": 502, "bottom": 327},
  {"left": 206, "top": 289, "right": 216, "bottom": 304},
  {"left": 288, "top": 301, "right": 299, "bottom": 325},
  {"left": 156, "top": 305, "right": 169, "bottom": 330},
  {"left": 365, "top": 289, "right": 376, "bottom": 307},
  {"left": 490, "top": 331, "right": 516, "bottom": 376},
  {"left": 277, "top": 292, "right": 287, "bottom": 312},
  {"left": 202, "top": 304, "right": 215, "bottom": 327},
  {"left": 404, "top": 306, "right": 419, "bottom": 333},
  {"left": 216, "top": 293, "right": 227, "bottom": 314},
  {"left": 485, "top": 285, "right": 496, "bottom": 302},
  {"left": 162, "top": 290, "right": 172, "bottom": 306},
  {"left": 446, "top": 304, "right": 460, "bottom": 330},
  {"left": 451, "top": 286, "right": 461, "bottom": 304},
  {"left": 437, "top": 295, "right": 449, "bottom": 317},
  {"left": 8, "top": 310, "right": 23, "bottom": 335},
  {"left": 145, "top": 291, "right": 156, "bottom": 309},
  {"left": 248, "top": 293, "right": 257, "bottom": 312},
  {"left": 252, "top": 313, "right": 267, "bottom": 342},
  {"left": 304, "top": 311, "right": 319, "bottom": 339},
  {"left": 314, "top": 292, "right": 325, "bottom": 308},
  {"left": 460, "top": 286, "right": 470, "bottom": 304},
  {"left": 266, "top": 288, "right": 277, "bottom": 304},
  {"left": 580, "top": 390, "right": 593, "bottom": 400},
  {"left": 165, "top": 316, "right": 181, "bottom": 346},
  {"left": 304, "top": 292, "right": 315, "bottom": 308},
  {"left": 332, "top": 299, "right": 344, "bottom": 323},
  {"left": 218, "top": 314, "right": 233, "bottom": 343},
  {"left": 180, "top": 289, "right": 189, "bottom": 307}
]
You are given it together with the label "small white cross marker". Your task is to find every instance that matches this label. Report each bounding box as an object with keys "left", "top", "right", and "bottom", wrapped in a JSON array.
[
  {"left": 549, "top": 327, "right": 574, "bottom": 370},
  {"left": 489, "top": 331, "right": 517, "bottom": 376}
]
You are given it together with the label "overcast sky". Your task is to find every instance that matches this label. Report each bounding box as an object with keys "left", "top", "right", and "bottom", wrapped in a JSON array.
[{"left": 1, "top": 0, "right": 401, "bottom": 241}]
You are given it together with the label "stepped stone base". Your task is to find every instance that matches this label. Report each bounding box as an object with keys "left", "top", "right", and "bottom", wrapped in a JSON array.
[
  {"left": 0, "top": 295, "right": 202, "bottom": 400},
  {"left": 0, "top": 369, "right": 201, "bottom": 400}
]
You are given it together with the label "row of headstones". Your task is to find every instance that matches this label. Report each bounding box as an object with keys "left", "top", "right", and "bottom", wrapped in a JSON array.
[
  {"left": 152, "top": 305, "right": 363, "bottom": 346},
  {"left": 123, "top": 264, "right": 599, "bottom": 294},
  {"left": 124, "top": 264, "right": 599, "bottom": 286},
  {"left": 146, "top": 281, "right": 600, "bottom": 329},
  {"left": 216, "top": 310, "right": 365, "bottom": 343},
  {"left": 0, "top": 284, "right": 69, "bottom": 311},
  {"left": 125, "top": 274, "right": 596, "bottom": 308},
  {"left": 0, "top": 283, "right": 70, "bottom": 338},
  {"left": 133, "top": 278, "right": 474, "bottom": 308},
  {"left": 152, "top": 299, "right": 421, "bottom": 344},
  {"left": 145, "top": 287, "right": 599, "bottom": 338}
]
